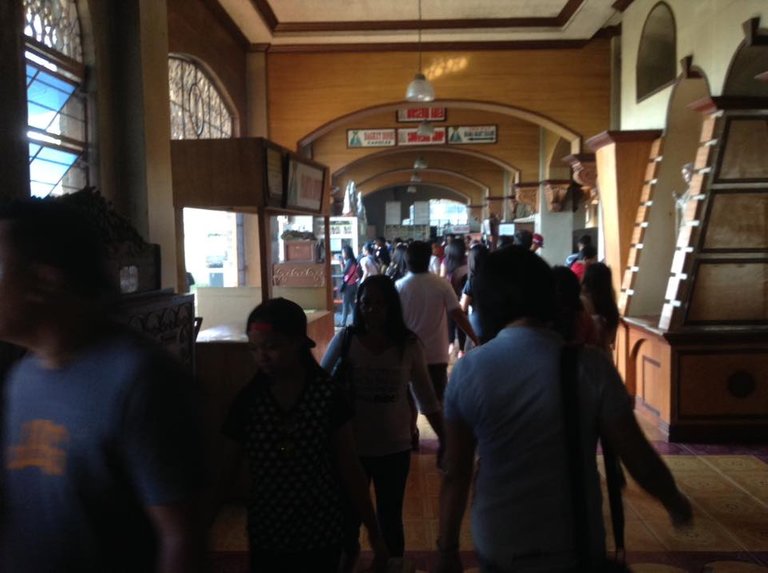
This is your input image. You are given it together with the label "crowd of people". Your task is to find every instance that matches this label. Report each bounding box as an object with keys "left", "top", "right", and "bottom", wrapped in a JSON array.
[{"left": 0, "top": 199, "right": 692, "bottom": 573}]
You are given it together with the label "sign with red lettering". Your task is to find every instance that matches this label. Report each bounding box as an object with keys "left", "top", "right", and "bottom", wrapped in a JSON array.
[
  {"left": 397, "top": 127, "right": 446, "bottom": 146},
  {"left": 347, "top": 129, "right": 396, "bottom": 148},
  {"left": 396, "top": 107, "right": 447, "bottom": 122}
]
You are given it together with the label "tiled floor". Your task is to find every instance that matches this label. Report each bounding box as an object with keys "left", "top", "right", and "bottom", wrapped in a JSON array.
[{"left": 210, "top": 417, "right": 768, "bottom": 572}]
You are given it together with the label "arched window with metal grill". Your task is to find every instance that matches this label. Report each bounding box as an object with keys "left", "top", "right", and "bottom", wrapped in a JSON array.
[
  {"left": 168, "top": 56, "right": 234, "bottom": 140},
  {"left": 23, "top": 0, "right": 88, "bottom": 198}
]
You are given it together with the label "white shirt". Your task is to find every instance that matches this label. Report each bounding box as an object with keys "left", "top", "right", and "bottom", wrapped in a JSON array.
[
  {"left": 395, "top": 272, "right": 460, "bottom": 365},
  {"left": 446, "top": 327, "right": 631, "bottom": 568},
  {"left": 360, "top": 254, "right": 379, "bottom": 281},
  {"left": 321, "top": 333, "right": 439, "bottom": 457}
]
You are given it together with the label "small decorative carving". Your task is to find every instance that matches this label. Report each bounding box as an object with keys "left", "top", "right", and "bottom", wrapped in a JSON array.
[
  {"left": 544, "top": 181, "right": 571, "bottom": 213},
  {"left": 273, "top": 263, "right": 326, "bottom": 287},
  {"left": 564, "top": 153, "right": 598, "bottom": 204},
  {"left": 514, "top": 183, "right": 540, "bottom": 213}
]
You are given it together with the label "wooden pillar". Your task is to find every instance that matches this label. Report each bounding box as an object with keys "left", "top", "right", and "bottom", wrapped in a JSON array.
[
  {"left": 0, "top": 0, "right": 29, "bottom": 200},
  {"left": 586, "top": 131, "right": 661, "bottom": 295}
]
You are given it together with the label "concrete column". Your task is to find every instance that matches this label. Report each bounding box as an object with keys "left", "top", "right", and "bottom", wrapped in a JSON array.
[
  {"left": 92, "top": 0, "right": 177, "bottom": 290},
  {"left": 0, "top": 0, "right": 30, "bottom": 200}
]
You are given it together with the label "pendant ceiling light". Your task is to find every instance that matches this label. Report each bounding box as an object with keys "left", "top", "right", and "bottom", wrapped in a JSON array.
[
  {"left": 405, "top": 0, "right": 435, "bottom": 102},
  {"left": 413, "top": 157, "right": 428, "bottom": 170},
  {"left": 407, "top": 185, "right": 418, "bottom": 194},
  {"left": 410, "top": 172, "right": 422, "bottom": 183}
]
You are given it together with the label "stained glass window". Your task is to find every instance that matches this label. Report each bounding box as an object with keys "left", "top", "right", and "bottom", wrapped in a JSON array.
[
  {"left": 23, "top": 0, "right": 87, "bottom": 197},
  {"left": 169, "top": 57, "right": 234, "bottom": 140}
]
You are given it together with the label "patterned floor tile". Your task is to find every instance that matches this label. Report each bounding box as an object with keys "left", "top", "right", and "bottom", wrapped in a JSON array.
[
  {"left": 694, "top": 492, "right": 768, "bottom": 521},
  {"left": 717, "top": 519, "right": 768, "bottom": 551},
  {"left": 725, "top": 472, "right": 768, "bottom": 504},
  {"left": 705, "top": 456, "right": 768, "bottom": 474},
  {"left": 661, "top": 454, "right": 713, "bottom": 472},
  {"left": 642, "top": 518, "right": 745, "bottom": 552},
  {"left": 676, "top": 472, "right": 741, "bottom": 497}
]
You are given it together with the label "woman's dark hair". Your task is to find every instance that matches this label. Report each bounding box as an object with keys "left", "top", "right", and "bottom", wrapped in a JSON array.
[
  {"left": 552, "top": 265, "right": 584, "bottom": 342},
  {"left": 474, "top": 247, "right": 556, "bottom": 342},
  {"left": 467, "top": 243, "right": 489, "bottom": 278},
  {"left": 582, "top": 263, "right": 619, "bottom": 332},
  {"left": 581, "top": 244, "right": 598, "bottom": 260},
  {"left": 443, "top": 240, "right": 466, "bottom": 277},
  {"left": 389, "top": 243, "right": 407, "bottom": 277},
  {"left": 341, "top": 245, "right": 355, "bottom": 261},
  {"left": 353, "top": 275, "right": 412, "bottom": 346}
]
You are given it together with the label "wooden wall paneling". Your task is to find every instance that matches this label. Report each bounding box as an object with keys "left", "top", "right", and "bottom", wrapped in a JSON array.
[
  {"left": 266, "top": 42, "right": 611, "bottom": 153},
  {"left": 171, "top": 139, "right": 266, "bottom": 209},
  {"left": 587, "top": 130, "right": 662, "bottom": 297}
]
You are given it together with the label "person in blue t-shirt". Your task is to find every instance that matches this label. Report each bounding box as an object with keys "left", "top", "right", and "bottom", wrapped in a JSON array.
[{"left": 0, "top": 199, "right": 207, "bottom": 573}]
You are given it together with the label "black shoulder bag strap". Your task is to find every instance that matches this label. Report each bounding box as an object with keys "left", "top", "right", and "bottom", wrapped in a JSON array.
[{"left": 560, "top": 345, "right": 627, "bottom": 571}]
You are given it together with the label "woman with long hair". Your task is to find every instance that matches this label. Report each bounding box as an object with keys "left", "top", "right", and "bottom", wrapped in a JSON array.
[
  {"left": 552, "top": 265, "right": 598, "bottom": 346},
  {"left": 339, "top": 245, "right": 358, "bottom": 327},
  {"left": 321, "top": 276, "right": 444, "bottom": 570},
  {"left": 384, "top": 242, "right": 408, "bottom": 282},
  {"left": 217, "top": 298, "right": 388, "bottom": 573},
  {"left": 440, "top": 239, "right": 469, "bottom": 358},
  {"left": 581, "top": 262, "right": 620, "bottom": 354}
]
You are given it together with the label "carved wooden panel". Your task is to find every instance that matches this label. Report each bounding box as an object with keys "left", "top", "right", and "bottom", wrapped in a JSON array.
[
  {"left": 718, "top": 118, "right": 768, "bottom": 180},
  {"left": 272, "top": 263, "right": 327, "bottom": 287},
  {"left": 514, "top": 183, "right": 539, "bottom": 213},
  {"left": 678, "top": 351, "right": 768, "bottom": 417},
  {"left": 115, "top": 291, "right": 196, "bottom": 370},
  {"left": 687, "top": 262, "right": 768, "bottom": 322},
  {"left": 704, "top": 192, "right": 768, "bottom": 250}
]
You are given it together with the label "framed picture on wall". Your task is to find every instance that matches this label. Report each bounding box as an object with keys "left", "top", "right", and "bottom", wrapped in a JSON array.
[
  {"left": 285, "top": 155, "right": 326, "bottom": 213},
  {"left": 264, "top": 143, "right": 286, "bottom": 208}
]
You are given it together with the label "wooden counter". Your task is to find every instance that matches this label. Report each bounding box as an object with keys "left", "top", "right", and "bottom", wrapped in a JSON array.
[{"left": 618, "top": 317, "right": 768, "bottom": 442}]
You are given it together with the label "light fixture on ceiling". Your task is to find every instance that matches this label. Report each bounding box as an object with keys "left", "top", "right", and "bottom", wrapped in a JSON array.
[
  {"left": 407, "top": 185, "right": 418, "bottom": 194},
  {"left": 413, "top": 157, "right": 428, "bottom": 170},
  {"left": 410, "top": 172, "right": 422, "bottom": 183},
  {"left": 405, "top": 0, "right": 435, "bottom": 102},
  {"left": 416, "top": 120, "right": 434, "bottom": 137}
]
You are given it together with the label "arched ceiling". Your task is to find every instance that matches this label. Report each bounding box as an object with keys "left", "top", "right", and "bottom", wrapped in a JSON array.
[{"left": 311, "top": 105, "right": 556, "bottom": 204}]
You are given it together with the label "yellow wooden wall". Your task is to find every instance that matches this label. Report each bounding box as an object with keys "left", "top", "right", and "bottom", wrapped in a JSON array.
[{"left": 266, "top": 41, "right": 612, "bottom": 155}]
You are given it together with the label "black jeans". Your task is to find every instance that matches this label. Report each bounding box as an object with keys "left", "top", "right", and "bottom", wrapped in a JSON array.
[
  {"left": 249, "top": 544, "right": 341, "bottom": 573},
  {"left": 427, "top": 363, "right": 448, "bottom": 402},
  {"left": 343, "top": 449, "right": 412, "bottom": 557}
]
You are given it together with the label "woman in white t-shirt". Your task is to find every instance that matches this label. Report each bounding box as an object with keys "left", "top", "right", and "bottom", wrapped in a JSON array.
[{"left": 321, "top": 275, "right": 444, "bottom": 570}]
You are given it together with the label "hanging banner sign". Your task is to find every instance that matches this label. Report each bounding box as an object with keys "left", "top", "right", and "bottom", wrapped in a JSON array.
[
  {"left": 448, "top": 125, "right": 497, "bottom": 144},
  {"left": 347, "top": 129, "right": 397, "bottom": 148},
  {"left": 397, "top": 107, "right": 447, "bottom": 122},
  {"left": 397, "top": 127, "right": 446, "bottom": 146}
]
